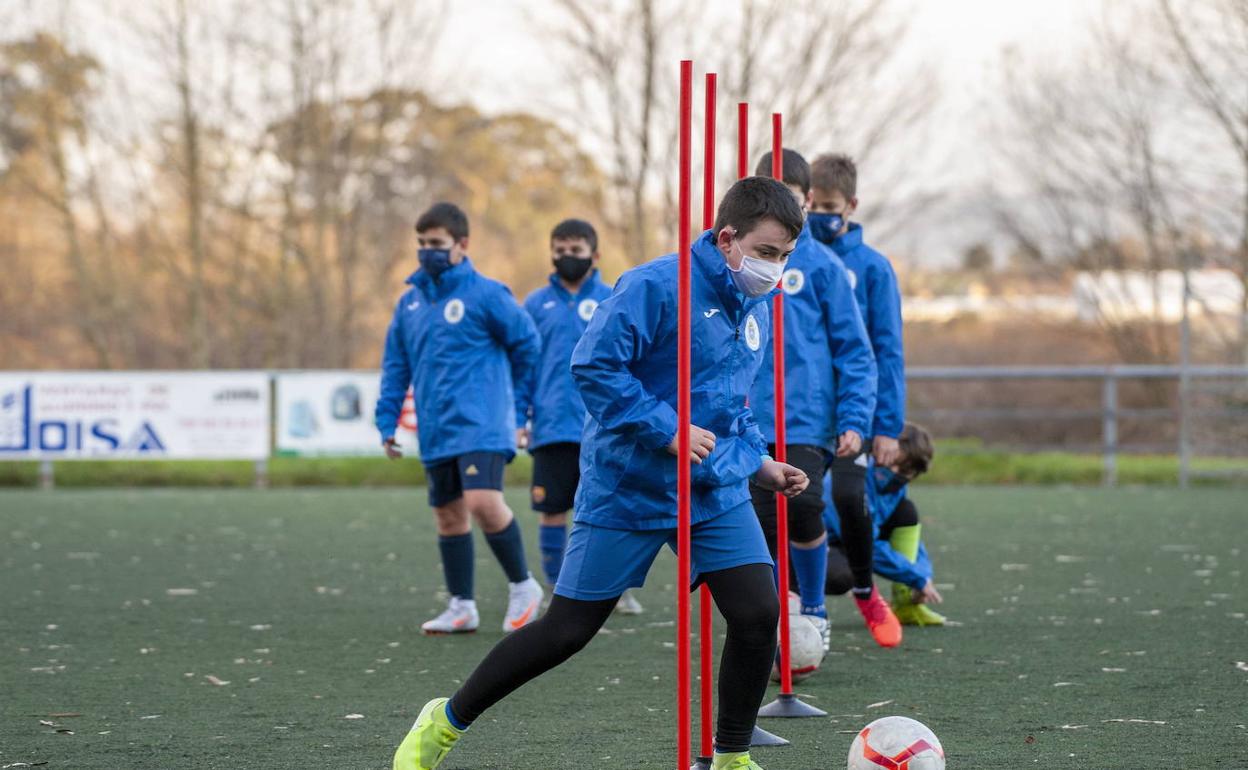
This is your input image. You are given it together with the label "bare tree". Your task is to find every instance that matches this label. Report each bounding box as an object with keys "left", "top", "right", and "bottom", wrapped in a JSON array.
[
  {"left": 542, "top": 0, "right": 939, "bottom": 263},
  {"left": 709, "top": 0, "right": 940, "bottom": 230},
  {"left": 1157, "top": 0, "right": 1248, "bottom": 362},
  {"left": 990, "top": 8, "right": 1191, "bottom": 363}
]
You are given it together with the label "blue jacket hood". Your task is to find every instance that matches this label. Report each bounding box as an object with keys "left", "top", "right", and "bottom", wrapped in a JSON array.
[
  {"left": 375, "top": 257, "right": 540, "bottom": 463},
  {"left": 569, "top": 230, "right": 774, "bottom": 530}
]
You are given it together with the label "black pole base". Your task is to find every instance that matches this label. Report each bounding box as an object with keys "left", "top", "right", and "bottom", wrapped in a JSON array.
[
  {"left": 757, "top": 692, "right": 828, "bottom": 718},
  {"left": 750, "top": 723, "right": 790, "bottom": 746},
  {"left": 690, "top": 756, "right": 713, "bottom": 770}
]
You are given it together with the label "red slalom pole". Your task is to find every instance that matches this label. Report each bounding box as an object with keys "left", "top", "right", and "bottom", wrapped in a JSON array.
[
  {"left": 695, "top": 71, "right": 717, "bottom": 770},
  {"left": 676, "top": 58, "right": 694, "bottom": 770},
  {"left": 757, "top": 116, "right": 827, "bottom": 721},
  {"left": 769, "top": 113, "right": 794, "bottom": 698},
  {"left": 737, "top": 103, "right": 749, "bottom": 179},
  {"left": 731, "top": 100, "right": 793, "bottom": 749}
]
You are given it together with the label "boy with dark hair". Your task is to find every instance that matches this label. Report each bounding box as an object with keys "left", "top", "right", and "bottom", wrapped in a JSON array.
[
  {"left": 376, "top": 201, "right": 545, "bottom": 637},
  {"left": 823, "top": 423, "right": 945, "bottom": 626},
  {"left": 749, "top": 149, "right": 899, "bottom": 649},
  {"left": 809, "top": 154, "right": 906, "bottom": 470},
  {"left": 393, "top": 177, "right": 810, "bottom": 770},
  {"left": 796, "top": 151, "right": 908, "bottom": 646},
  {"left": 517, "top": 219, "right": 643, "bottom": 613}
]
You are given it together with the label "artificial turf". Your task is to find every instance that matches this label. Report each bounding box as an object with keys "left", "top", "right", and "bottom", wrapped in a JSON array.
[{"left": 1, "top": 486, "right": 1245, "bottom": 768}]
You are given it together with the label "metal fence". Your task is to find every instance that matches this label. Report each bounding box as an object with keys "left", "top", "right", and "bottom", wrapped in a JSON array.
[{"left": 908, "top": 365, "right": 1248, "bottom": 487}]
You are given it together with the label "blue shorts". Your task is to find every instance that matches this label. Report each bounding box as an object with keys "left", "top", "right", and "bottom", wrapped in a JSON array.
[
  {"left": 424, "top": 452, "right": 507, "bottom": 507},
  {"left": 555, "top": 501, "right": 774, "bottom": 601}
]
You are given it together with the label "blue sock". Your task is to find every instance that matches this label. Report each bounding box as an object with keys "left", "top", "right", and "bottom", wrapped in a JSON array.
[
  {"left": 484, "top": 518, "right": 530, "bottom": 584},
  {"left": 790, "top": 541, "right": 827, "bottom": 617},
  {"left": 438, "top": 533, "right": 474, "bottom": 601},
  {"left": 538, "top": 523, "right": 567, "bottom": 586},
  {"left": 445, "top": 699, "right": 471, "bottom": 731}
]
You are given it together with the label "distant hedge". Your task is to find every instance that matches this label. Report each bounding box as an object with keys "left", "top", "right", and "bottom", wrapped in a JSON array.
[{"left": 2, "top": 444, "right": 1244, "bottom": 488}]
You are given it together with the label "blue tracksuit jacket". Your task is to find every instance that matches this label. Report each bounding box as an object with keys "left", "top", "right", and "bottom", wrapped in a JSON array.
[
  {"left": 518, "top": 271, "right": 614, "bottom": 450},
  {"left": 749, "top": 223, "right": 877, "bottom": 449},
  {"left": 828, "top": 223, "right": 905, "bottom": 440},
  {"left": 375, "top": 258, "right": 540, "bottom": 464},
  {"left": 822, "top": 461, "right": 932, "bottom": 590},
  {"left": 570, "top": 230, "right": 774, "bottom": 530}
]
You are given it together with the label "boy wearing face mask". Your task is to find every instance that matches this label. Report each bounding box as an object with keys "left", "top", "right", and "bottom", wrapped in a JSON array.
[
  {"left": 808, "top": 154, "right": 907, "bottom": 642},
  {"left": 392, "top": 177, "right": 810, "bottom": 770},
  {"left": 822, "top": 423, "right": 945, "bottom": 626},
  {"left": 747, "top": 149, "right": 894, "bottom": 650},
  {"left": 376, "top": 202, "right": 545, "bottom": 637},
  {"left": 516, "top": 219, "right": 643, "bottom": 614}
]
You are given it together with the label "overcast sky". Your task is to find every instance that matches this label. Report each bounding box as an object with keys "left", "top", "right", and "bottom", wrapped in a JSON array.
[
  {"left": 5, "top": 0, "right": 1105, "bottom": 266},
  {"left": 445, "top": 0, "right": 1104, "bottom": 264}
]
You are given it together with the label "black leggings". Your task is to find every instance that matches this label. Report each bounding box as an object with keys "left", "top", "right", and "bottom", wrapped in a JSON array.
[
  {"left": 448, "top": 563, "right": 778, "bottom": 753},
  {"left": 829, "top": 451, "right": 874, "bottom": 591},
  {"left": 826, "top": 498, "right": 919, "bottom": 595}
]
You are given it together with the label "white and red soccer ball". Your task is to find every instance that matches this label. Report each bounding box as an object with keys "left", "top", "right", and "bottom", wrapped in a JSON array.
[
  {"left": 770, "top": 613, "right": 824, "bottom": 683},
  {"left": 847, "top": 716, "right": 945, "bottom": 770}
]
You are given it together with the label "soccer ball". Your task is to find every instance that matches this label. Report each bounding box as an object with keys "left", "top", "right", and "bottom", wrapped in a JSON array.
[
  {"left": 770, "top": 614, "right": 824, "bottom": 683},
  {"left": 847, "top": 716, "right": 945, "bottom": 770}
]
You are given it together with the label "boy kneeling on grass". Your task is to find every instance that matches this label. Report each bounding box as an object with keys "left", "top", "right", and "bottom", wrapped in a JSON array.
[
  {"left": 823, "top": 423, "right": 946, "bottom": 626},
  {"left": 393, "top": 176, "right": 811, "bottom": 770}
]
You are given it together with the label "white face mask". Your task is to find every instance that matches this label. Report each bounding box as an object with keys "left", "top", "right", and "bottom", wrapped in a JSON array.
[{"left": 728, "top": 239, "right": 785, "bottom": 297}]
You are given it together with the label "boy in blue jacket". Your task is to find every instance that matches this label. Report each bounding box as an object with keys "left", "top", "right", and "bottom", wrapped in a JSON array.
[
  {"left": 808, "top": 153, "right": 908, "bottom": 645},
  {"left": 749, "top": 149, "right": 901, "bottom": 649},
  {"left": 823, "top": 423, "right": 945, "bottom": 626},
  {"left": 516, "top": 219, "right": 643, "bottom": 613},
  {"left": 375, "top": 202, "right": 544, "bottom": 637},
  {"left": 393, "top": 178, "right": 810, "bottom": 770}
]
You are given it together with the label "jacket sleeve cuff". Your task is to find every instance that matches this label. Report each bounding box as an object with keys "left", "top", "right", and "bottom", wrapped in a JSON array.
[
  {"left": 872, "top": 414, "right": 903, "bottom": 439},
  {"left": 840, "top": 421, "right": 869, "bottom": 439},
  {"left": 638, "top": 406, "right": 680, "bottom": 452}
]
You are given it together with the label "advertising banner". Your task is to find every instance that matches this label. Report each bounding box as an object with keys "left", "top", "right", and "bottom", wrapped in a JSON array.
[
  {"left": 0, "top": 372, "right": 270, "bottom": 460},
  {"left": 274, "top": 371, "right": 417, "bottom": 457}
]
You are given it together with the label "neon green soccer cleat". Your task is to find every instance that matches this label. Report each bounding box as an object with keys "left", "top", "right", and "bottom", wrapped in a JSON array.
[
  {"left": 891, "top": 582, "right": 946, "bottom": 626},
  {"left": 393, "top": 697, "right": 463, "bottom": 770},
  {"left": 894, "top": 602, "right": 947, "bottom": 626},
  {"left": 712, "top": 751, "right": 765, "bottom": 769}
]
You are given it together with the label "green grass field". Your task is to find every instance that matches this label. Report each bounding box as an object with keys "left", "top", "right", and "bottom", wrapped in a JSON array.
[{"left": 2, "top": 486, "right": 1245, "bottom": 769}]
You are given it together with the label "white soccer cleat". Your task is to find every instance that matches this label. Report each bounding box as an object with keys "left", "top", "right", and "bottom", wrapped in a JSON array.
[
  {"left": 614, "top": 589, "right": 645, "bottom": 615},
  {"left": 503, "top": 576, "right": 544, "bottom": 632},
  {"left": 421, "top": 597, "right": 479, "bottom": 635},
  {"left": 803, "top": 612, "right": 831, "bottom": 652}
]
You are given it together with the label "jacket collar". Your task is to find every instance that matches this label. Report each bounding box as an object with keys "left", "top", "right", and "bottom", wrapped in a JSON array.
[
  {"left": 408, "top": 256, "right": 474, "bottom": 298},
  {"left": 830, "top": 222, "right": 864, "bottom": 257},
  {"left": 692, "top": 229, "right": 776, "bottom": 315},
  {"left": 546, "top": 269, "right": 603, "bottom": 300}
]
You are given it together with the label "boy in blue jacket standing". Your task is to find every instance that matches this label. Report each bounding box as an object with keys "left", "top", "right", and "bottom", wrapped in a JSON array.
[
  {"left": 823, "top": 423, "right": 945, "bottom": 626},
  {"left": 516, "top": 219, "right": 643, "bottom": 613},
  {"left": 376, "top": 202, "right": 544, "bottom": 637},
  {"left": 749, "top": 149, "right": 901, "bottom": 649},
  {"left": 393, "top": 178, "right": 810, "bottom": 770},
  {"left": 807, "top": 152, "right": 908, "bottom": 646}
]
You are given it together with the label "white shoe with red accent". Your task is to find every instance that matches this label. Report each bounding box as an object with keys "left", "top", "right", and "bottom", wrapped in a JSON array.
[
  {"left": 421, "top": 597, "right": 479, "bottom": 635},
  {"left": 503, "top": 576, "right": 544, "bottom": 633}
]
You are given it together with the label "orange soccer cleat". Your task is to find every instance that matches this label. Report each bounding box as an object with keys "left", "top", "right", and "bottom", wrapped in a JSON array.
[{"left": 854, "top": 587, "right": 902, "bottom": 648}]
